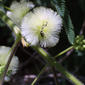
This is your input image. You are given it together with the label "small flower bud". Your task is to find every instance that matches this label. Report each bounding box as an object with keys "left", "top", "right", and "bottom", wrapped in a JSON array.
[
  {"left": 73, "top": 35, "right": 85, "bottom": 51},
  {"left": 83, "top": 45, "right": 85, "bottom": 48},
  {"left": 83, "top": 40, "right": 85, "bottom": 44}
]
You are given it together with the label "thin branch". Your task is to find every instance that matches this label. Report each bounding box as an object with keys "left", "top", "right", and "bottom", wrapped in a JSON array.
[
  {"left": 31, "top": 65, "right": 47, "bottom": 85},
  {"left": 59, "top": 48, "right": 74, "bottom": 63},
  {"left": 54, "top": 46, "right": 73, "bottom": 58},
  {"left": 0, "top": 36, "right": 21, "bottom": 85},
  {"left": 80, "top": 20, "right": 85, "bottom": 35},
  {"left": 51, "top": 67, "right": 59, "bottom": 85}
]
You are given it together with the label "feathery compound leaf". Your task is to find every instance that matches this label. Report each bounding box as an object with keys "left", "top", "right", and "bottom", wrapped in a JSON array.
[
  {"left": 51, "top": 0, "right": 65, "bottom": 17},
  {"left": 64, "top": 13, "right": 75, "bottom": 44},
  {"left": 51, "top": 0, "right": 75, "bottom": 44}
]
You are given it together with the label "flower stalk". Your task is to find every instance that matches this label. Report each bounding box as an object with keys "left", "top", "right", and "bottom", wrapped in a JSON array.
[
  {"left": 55, "top": 46, "right": 73, "bottom": 58},
  {"left": 31, "top": 65, "right": 48, "bottom": 85},
  {"left": 0, "top": 10, "right": 21, "bottom": 36},
  {"left": 34, "top": 47, "right": 83, "bottom": 85}
]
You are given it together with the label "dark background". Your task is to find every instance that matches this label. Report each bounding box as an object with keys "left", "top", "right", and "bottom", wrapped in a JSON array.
[{"left": 0, "top": 0, "right": 85, "bottom": 85}]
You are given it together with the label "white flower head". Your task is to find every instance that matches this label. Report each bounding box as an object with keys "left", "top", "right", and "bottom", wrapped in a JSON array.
[
  {"left": 21, "top": 7, "right": 62, "bottom": 47},
  {"left": 7, "top": 0, "right": 34, "bottom": 27},
  {"left": 0, "top": 46, "right": 19, "bottom": 75}
]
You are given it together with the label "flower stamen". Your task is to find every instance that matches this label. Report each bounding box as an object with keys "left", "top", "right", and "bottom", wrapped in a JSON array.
[{"left": 40, "top": 22, "right": 48, "bottom": 37}]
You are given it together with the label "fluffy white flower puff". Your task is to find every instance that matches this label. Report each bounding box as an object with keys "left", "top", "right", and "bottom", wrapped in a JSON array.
[
  {"left": 7, "top": 0, "right": 34, "bottom": 27},
  {"left": 21, "top": 7, "right": 62, "bottom": 47},
  {"left": 0, "top": 46, "right": 19, "bottom": 74}
]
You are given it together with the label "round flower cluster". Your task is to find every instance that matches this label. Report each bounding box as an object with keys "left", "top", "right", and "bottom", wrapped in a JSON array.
[
  {"left": 7, "top": 0, "right": 34, "bottom": 27},
  {"left": 0, "top": 46, "right": 19, "bottom": 76},
  {"left": 21, "top": 7, "right": 62, "bottom": 47}
]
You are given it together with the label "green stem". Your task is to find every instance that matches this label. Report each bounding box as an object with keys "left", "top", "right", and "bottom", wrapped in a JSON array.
[
  {"left": 55, "top": 46, "right": 73, "bottom": 58},
  {"left": 0, "top": 10, "right": 83, "bottom": 85},
  {"left": 4, "top": 6, "right": 13, "bottom": 12},
  {"left": 51, "top": 67, "right": 59, "bottom": 85},
  {"left": 0, "top": 10, "right": 20, "bottom": 36},
  {"left": 0, "top": 4, "right": 13, "bottom": 12},
  {"left": 32, "top": 46, "right": 73, "bottom": 85},
  {"left": 33, "top": 47, "right": 83, "bottom": 85},
  {"left": 31, "top": 65, "right": 47, "bottom": 85}
]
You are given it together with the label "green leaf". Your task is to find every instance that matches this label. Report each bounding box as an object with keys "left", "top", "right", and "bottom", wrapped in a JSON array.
[
  {"left": 64, "top": 14, "right": 75, "bottom": 44},
  {"left": 51, "top": 0, "right": 75, "bottom": 44},
  {"left": 51, "top": 0, "right": 65, "bottom": 17}
]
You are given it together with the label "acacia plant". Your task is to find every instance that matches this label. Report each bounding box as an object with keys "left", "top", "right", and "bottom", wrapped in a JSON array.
[{"left": 0, "top": 0, "right": 85, "bottom": 85}]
